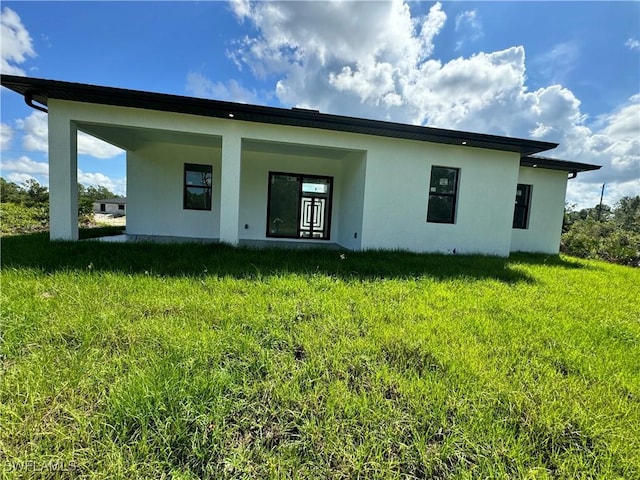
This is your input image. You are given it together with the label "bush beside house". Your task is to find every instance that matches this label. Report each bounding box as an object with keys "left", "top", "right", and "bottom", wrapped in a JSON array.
[{"left": 561, "top": 196, "right": 640, "bottom": 266}]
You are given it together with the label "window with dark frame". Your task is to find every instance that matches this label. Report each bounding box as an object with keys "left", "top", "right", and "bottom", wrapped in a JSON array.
[
  {"left": 184, "top": 163, "right": 212, "bottom": 210},
  {"left": 512, "top": 184, "right": 532, "bottom": 229},
  {"left": 266, "top": 172, "right": 333, "bottom": 240},
  {"left": 427, "top": 166, "right": 459, "bottom": 224}
]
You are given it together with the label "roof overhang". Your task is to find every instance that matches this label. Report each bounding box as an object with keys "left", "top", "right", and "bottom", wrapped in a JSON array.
[
  {"left": 1, "top": 74, "right": 560, "bottom": 156},
  {"left": 520, "top": 155, "right": 601, "bottom": 174},
  {"left": 95, "top": 198, "right": 126, "bottom": 204}
]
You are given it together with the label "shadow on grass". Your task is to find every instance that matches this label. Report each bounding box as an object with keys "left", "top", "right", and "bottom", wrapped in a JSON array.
[
  {"left": 78, "top": 225, "right": 126, "bottom": 239},
  {"left": 0, "top": 231, "right": 587, "bottom": 283},
  {"left": 508, "top": 251, "right": 595, "bottom": 270}
]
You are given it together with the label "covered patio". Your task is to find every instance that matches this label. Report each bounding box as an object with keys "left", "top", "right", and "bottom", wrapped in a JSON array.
[{"left": 49, "top": 106, "right": 367, "bottom": 249}]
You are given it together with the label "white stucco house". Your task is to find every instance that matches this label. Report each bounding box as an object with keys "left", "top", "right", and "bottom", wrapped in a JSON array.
[
  {"left": 93, "top": 197, "right": 126, "bottom": 216},
  {"left": 1, "top": 75, "right": 600, "bottom": 256}
]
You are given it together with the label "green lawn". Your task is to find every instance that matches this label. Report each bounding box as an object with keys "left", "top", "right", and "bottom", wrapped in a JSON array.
[{"left": 1, "top": 233, "right": 639, "bottom": 479}]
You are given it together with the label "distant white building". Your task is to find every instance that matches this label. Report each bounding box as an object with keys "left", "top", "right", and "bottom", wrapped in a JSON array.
[
  {"left": 93, "top": 198, "right": 126, "bottom": 216},
  {"left": 1, "top": 75, "right": 601, "bottom": 255}
]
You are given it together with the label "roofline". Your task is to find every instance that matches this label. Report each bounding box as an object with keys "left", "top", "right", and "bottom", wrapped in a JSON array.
[
  {"left": 1, "top": 74, "right": 559, "bottom": 156},
  {"left": 94, "top": 198, "right": 126, "bottom": 203},
  {"left": 520, "top": 155, "right": 601, "bottom": 173}
]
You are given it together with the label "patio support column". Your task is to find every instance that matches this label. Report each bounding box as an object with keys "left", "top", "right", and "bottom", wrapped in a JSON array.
[
  {"left": 219, "top": 131, "right": 241, "bottom": 245},
  {"left": 48, "top": 107, "right": 78, "bottom": 241}
]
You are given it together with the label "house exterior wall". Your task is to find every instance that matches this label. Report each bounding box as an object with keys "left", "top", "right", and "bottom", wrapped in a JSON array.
[
  {"left": 127, "top": 143, "right": 222, "bottom": 239},
  {"left": 92, "top": 202, "right": 125, "bottom": 215},
  {"left": 360, "top": 139, "right": 520, "bottom": 256},
  {"left": 337, "top": 151, "right": 366, "bottom": 251},
  {"left": 510, "top": 167, "right": 569, "bottom": 254},
  {"left": 46, "top": 98, "right": 569, "bottom": 255}
]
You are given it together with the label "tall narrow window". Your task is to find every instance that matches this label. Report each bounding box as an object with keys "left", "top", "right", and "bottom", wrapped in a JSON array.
[
  {"left": 513, "top": 184, "right": 532, "bottom": 229},
  {"left": 184, "top": 163, "right": 212, "bottom": 210},
  {"left": 427, "top": 166, "right": 459, "bottom": 224},
  {"left": 267, "top": 172, "right": 333, "bottom": 240}
]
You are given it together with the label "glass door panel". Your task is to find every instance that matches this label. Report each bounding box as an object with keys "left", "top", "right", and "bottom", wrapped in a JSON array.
[{"left": 267, "top": 174, "right": 300, "bottom": 237}]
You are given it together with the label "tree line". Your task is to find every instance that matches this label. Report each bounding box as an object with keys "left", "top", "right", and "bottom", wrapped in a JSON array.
[
  {"left": 1, "top": 177, "right": 122, "bottom": 233},
  {"left": 1, "top": 177, "right": 120, "bottom": 212},
  {"left": 561, "top": 196, "right": 640, "bottom": 266}
]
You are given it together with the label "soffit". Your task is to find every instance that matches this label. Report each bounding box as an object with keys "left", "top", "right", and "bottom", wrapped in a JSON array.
[
  {"left": 77, "top": 123, "right": 222, "bottom": 151},
  {"left": 242, "top": 138, "right": 357, "bottom": 160}
]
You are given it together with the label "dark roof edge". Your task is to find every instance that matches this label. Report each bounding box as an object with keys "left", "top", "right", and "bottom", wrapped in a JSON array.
[
  {"left": 520, "top": 155, "right": 601, "bottom": 173},
  {"left": 94, "top": 198, "right": 126, "bottom": 203},
  {"left": 1, "top": 74, "right": 559, "bottom": 156}
]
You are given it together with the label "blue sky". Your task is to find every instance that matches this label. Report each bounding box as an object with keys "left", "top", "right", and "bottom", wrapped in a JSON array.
[{"left": 1, "top": 1, "right": 638, "bottom": 209}]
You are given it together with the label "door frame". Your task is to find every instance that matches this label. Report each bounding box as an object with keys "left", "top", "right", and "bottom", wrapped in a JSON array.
[{"left": 265, "top": 171, "right": 334, "bottom": 240}]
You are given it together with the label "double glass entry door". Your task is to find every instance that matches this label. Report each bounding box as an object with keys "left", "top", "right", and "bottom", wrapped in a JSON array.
[{"left": 267, "top": 172, "right": 333, "bottom": 240}]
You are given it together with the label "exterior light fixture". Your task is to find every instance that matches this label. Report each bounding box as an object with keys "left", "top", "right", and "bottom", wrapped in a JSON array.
[
  {"left": 461, "top": 141, "right": 467, "bottom": 145},
  {"left": 228, "top": 113, "right": 235, "bottom": 118}
]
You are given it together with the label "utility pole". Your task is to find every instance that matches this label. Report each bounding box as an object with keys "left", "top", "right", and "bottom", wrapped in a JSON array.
[{"left": 597, "top": 183, "right": 605, "bottom": 221}]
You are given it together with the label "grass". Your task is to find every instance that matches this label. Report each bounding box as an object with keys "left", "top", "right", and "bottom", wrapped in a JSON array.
[{"left": 1, "top": 232, "right": 639, "bottom": 479}]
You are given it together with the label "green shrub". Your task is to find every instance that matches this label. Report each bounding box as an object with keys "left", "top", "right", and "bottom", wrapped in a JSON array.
[
  {"left": 561, "top": 218, "right": 640, "bottom": 266},
  {"left": 600, "top": 229, "right": 640, "bottom": 266},
  {"left": 562, "top": 196, "right": 640, "bottom": 267},
  {"left": 0, "top": 202, "right": 48, "bottom": 235}
]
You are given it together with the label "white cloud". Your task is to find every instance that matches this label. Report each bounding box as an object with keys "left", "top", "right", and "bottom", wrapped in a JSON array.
[
  {"left": 454, "top": 10, "right": 483, "bottom": 51},
  {"left": 78, "top": 132, "right": 124, "bottom": 159},
  {"left": 186, "top": 71, "right": 258, "bottom": 103},
  {"left": 16, "top": 111, "right": 124, "bottom": 159},
  {"left": 227, "top": 0, "right": 540, "bottom": 130},
  {"left": 1, "top": 122, "right": 13, "bottom": 150},
  {"left": 0, "top": 153, "right": 126, "bottom": 195},
  {"left": 228, "top": 0, "right": 446, "bottom": 119},
  {"left": 78, "top": 170, "right": 126, "bottom": 196},
  {"left": 455, "top": 10, "right": 475, "bottom": 31},
  {"left": 0, "top": 155, "right": 48, "bottom": 175},
  {"left": 0, "top": 7, "right": 35, "bottom": 75},
  {"left": 579, "top": 95, "right": 639, "bottom": 175},
  {"left": 419, "top": 2, "right": 447, "bottom": 58},
  {"left": 547, "top": 92, "right": 639, "bottom": 208},
  {"left": 531, "top": 41, "right": 580, "bottom": 85},
  {"left": 1, "top": 155, "right": 48, "bottom": 187},
  {"left": 17, "top": 111, "right": 48, "bottom": 151},
  {"left": 602, "top": 94, "right": 640, "bottom": 141},
  {"left": 230, "top": 0, "right": 252, "bottom": 21},
  {"left": 6, "top": 172, "right": 37, "bottom": 184},
  {"left": 626, "top": 38, "right": 640, "bottom": 51},
  {"left": 224, "top": 0, "right": 638, "bottom": 209},
  {"left": 566, "top": 177, "right": 640, "bottom": 211}
]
